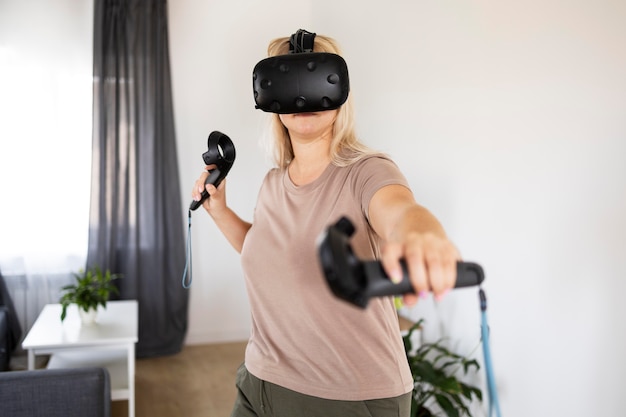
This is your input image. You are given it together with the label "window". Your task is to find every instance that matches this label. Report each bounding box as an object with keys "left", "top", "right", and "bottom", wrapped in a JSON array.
[{"left": 0, "top": 1, "right": 93, "bottom": 332}]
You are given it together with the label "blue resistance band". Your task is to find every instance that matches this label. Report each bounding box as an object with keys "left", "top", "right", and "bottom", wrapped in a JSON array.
[
  {"left": 479, "top": 288, "right": 502, "bottom": 417},
  {"left": 181, "top": 210, "right": 193, "bottom": 288}
]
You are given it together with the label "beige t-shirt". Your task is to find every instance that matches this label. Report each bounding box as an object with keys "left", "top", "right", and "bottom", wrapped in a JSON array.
[{"left": 240, "top": 154, "right": 414, "bottom": 401}]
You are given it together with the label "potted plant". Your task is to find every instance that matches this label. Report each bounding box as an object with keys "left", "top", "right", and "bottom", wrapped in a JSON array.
[
  {"left": 404, "top": 319, "right": 483, "bottom": 417},
  {"left": 59, "top": 265, "right": 121, "bottom": 324}
]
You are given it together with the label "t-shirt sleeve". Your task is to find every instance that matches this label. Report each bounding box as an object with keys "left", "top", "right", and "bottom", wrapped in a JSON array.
[{"left": 350, "top": 155, "right": 411, "bottom": 220}]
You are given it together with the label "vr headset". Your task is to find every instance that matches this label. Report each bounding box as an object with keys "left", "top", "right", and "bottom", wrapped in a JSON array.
[{"left": 253, "top": 29, "right": 350, "bottom": 114}]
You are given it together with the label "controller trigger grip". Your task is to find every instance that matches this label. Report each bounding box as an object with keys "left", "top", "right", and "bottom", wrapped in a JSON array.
[{"left": 317, "top": 216, "right": 485, "bottom": 308}]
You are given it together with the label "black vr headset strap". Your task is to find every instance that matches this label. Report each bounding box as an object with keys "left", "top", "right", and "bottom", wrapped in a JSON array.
[{"left": 289, "top": 29, "right": 316, "bottom": 53}]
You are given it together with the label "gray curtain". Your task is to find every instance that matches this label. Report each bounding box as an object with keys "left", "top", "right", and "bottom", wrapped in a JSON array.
[{"left": 89, "top": 0, "right": 188, "bottom": 357}]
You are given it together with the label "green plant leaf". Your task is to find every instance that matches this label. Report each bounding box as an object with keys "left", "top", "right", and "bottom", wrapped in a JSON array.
[
  {"left": 460, "top": 384, "right": 483, "bottom": 402},
  {"left": 439, "top": 376, "right": 464, "bottom": 394},
  {"left": 412, "top": 360, "right": 444, "bottom": 383},
  {"left": 58, "top": 265, "right": 121, "bottom": 315},
  {"left": 463, "top": 359, "right": 480, "bottom": 374},
  {"left": 405, "top": 318, "right": 483, "bottom": 417},
  {"left": 415, "top": 405, "right": 433, "bottom": 417},
  {"left": 434, "top": 393, "right": 459, "bottom": 417}
]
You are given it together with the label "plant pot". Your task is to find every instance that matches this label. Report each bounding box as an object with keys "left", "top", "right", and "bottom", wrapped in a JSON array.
[{"left": 78, "top": 307, "right": 98, "bottom": 326}]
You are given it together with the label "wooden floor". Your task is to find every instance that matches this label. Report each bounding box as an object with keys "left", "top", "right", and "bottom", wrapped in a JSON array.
[
  {"left": 110, "top": 317, "right": 416, "bottom": 416},
  {"left": 112, "top": 341, "right": 247, "bottom": 417}
]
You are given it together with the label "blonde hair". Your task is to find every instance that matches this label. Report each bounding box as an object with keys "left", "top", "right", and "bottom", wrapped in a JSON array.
[{"left": 265, "top": 34, "right": 375, "bottom": 168}]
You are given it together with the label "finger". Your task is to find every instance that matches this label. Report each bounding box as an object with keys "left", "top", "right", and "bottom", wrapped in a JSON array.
[
  {"left": 202, "top": 179, "right": 227, "bottom": 212},
  {"left": 205, "top": 183, "right": 217, "bottom": 195},
  {"left": 432, "top": 242, "right": 460, "bottom": 300},
  {"left": 441, "top": 254, "right": 457, "bottom": 293},
  {"left": 379, "top": 242, "right": 404, "bottom": 284},
  {"left": 402, "top": 293, "right": 418, "bottom": 307},
  {"left": 405, "top": 244, "right": 429, "bottom": 300},
  {"left": 206, "top": 178, "right": 226, "bottom": 196},
  {"left": 192, "top": 170, "right": 210, "bottom": 200},
  {"left": 425, "top": 253, "right": 446, "bottom": 300}
]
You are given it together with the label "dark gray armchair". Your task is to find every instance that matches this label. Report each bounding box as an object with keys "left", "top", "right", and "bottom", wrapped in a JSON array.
[
  {"left": 0, "top": 269, "right": 22, "bottom": 371},
  {"left": 0, "top": 367, "right": 110, "bottom": 417}
]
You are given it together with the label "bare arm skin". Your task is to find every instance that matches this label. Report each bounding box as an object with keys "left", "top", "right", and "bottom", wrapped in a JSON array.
[{"left": 368, "top": 184, "right": 460, "bottom": 305}]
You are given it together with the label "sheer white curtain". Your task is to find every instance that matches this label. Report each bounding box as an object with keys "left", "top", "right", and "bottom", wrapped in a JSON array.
[{"left": 0, "top": 1, "right": 93, "bottom": 338}]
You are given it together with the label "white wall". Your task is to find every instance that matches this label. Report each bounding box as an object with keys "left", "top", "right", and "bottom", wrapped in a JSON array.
[
  {"left": 0, "top": 0, "right": 92, "bottom": 265},
  {"left": 170, "top": 1, "right": 626, "bottom": 416},
  {"left": 168, "top": 0, "right": 314, "bottom": 343}
]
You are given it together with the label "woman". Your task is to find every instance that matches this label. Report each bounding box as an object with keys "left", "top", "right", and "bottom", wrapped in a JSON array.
[{"left": 192, "top": 33, "right": 460, "bottom": 417}]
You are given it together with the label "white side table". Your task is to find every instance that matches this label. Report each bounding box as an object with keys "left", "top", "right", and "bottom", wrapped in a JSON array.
[{"left": 22, "top": 300, "right": 138, "bottom": 417}]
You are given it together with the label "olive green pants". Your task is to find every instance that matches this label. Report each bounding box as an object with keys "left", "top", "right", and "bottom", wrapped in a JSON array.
[{"left": 230, "top": 364, "right": 411, "bottom": 417}]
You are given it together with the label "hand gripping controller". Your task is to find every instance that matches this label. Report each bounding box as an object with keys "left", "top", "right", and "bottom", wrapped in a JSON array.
[
  {"left": 317, "top": 216, "right": 485, "bottom": 308},
  {"left": 189, "top": 131, "right": 236, "bottom": 211}
]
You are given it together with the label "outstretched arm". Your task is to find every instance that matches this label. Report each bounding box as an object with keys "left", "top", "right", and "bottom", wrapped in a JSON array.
[{"left": 368, "top": 184, "right": 460, "bottom": 305}]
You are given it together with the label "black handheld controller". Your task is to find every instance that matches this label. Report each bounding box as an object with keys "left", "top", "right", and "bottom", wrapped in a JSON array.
[
  {"left": 317, "top": 216, "right": 485, "bottom": 308},
  {"left": 189, "top": 131, "right": 236, "bottom": 211}
]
